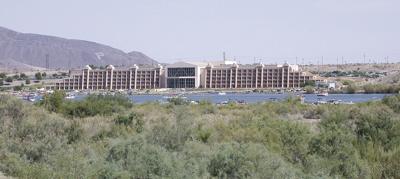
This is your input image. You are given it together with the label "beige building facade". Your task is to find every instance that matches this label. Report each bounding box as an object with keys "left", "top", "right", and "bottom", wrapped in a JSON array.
[
  {"left": 54, "top": 65, "right": 163, "bottom": 90},
  {"left": 54, "top": 62, "right": 321, "bottom": 90},
  {"left": 202, "top": 63, "right": 318, "bottom": 89}
]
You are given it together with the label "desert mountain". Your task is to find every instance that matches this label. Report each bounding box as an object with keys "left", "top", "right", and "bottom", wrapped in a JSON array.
[{"left": 0, "top": 26, "right": 157, "bottom": 70}]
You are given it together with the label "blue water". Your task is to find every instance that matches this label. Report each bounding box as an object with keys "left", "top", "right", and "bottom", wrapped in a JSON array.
[{"left": 70, "top": 93, "right": 393, "bottom": 104}]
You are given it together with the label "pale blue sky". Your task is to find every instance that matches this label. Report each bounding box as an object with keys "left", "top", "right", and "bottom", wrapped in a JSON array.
[{"left": 1, "top": 0, "right": 399, "bottom": 64}]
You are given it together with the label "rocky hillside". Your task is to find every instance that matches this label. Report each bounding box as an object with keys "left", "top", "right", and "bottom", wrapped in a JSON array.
[{"left": 0, "top": 26, "right": 157, "bottom": 70}]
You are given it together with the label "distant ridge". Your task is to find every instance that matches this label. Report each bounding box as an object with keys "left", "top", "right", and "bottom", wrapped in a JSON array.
[{"left": 0, "top": 26, "right": 157, "bottom": 70}]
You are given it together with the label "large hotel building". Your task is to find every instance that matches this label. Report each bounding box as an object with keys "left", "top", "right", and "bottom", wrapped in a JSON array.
[
  {"left": 54, "top": 64, "right": 162, "bottom": 90},
  {"left": 54, "top": 61, "right": 322, "bottom": 90}
]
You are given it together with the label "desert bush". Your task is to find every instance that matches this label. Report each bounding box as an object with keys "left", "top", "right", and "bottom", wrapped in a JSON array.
[
  {"left": 208, "top": 142, "right": 306, "bottom": 178},
  {"left": 60, "top": 94, "right": 132, "bottom": 118},
  {"left": 167, "top": 97, "right": 189, "bottom": 105},
  {"left": 38, "top": 90, "right": 66, "bottom": 113},
  {"left": 0, "top": 94, "right": 400, "bottom": 178},
  {"left": 383, "top": 95, "right": 400, "bottom": 113},
  {"left": 104, "top": 136, "right": 179, "bottom": 178}
]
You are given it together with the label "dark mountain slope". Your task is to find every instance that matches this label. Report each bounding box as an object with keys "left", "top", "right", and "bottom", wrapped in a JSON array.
[{"left": 0, "top": 26, "right": 157, "bottom": 69}]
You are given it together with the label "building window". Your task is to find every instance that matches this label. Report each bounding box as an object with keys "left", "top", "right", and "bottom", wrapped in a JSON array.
[
  {"left": 167, "top": 68, "right": 195, "bottom": 77},
  {"left": 167, "top": 78, "right": 195, "bottom": 88}
]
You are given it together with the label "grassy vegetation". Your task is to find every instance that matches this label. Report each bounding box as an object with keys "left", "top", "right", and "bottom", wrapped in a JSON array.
[
  {"left": 321, "top": 70, "right": 385, "bottom": 78},
  {"left": 0, "top": 93, "right": 400, "bottom": 178}
]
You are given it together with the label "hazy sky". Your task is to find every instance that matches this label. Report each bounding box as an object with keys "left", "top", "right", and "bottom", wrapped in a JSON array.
[{"left": 1, "top": 0, "right": 399, "bottom": 64}]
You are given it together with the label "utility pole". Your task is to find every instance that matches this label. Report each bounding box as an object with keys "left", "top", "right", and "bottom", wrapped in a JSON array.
[
  {"left": 45, "top": 54, "right": 50, "bottom": 69},
  {"left": 341, "top": 56, "right": 344, "bottom": 65},
  {"left": 363, "top": 53, "right": 366, "bottom": 64},
  {"left": 336, "top": 57, "right": 339, "bottom": 70},
  {"left": 321, "top": 56, "right": 324, "bottom": 66}
]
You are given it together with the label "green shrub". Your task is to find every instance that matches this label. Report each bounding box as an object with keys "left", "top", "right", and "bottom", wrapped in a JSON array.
[
  {"left": 196, "top": 125, "right": 212, "bottom": 143},
  {"left": 1, "top": 94, "right": 400, "bottom": 178},
  {"left": 5, "top": 77, "right": 13, "bottom": 82},
  {"left": 13, "top": 85, "right": 23, "bottom": 91},
  {"left": 208, "top": 142, "right": 306, "bottom": 178},
  {"left": 65, "top": 121, "right": 84, "bottom": 144},
  {"left": 301, "top": 80, "right": 316, "bottom": 87},
  {"left": 383, "top": 95, "right": 400, "bottom": 113},
  {"left": 38, "top": 90, "right": 66, "bottom": 113},
  {"left": 0, "top": 73, "right": 6, "bottom": 78},
  {"left": 35, "top": 72, "right": 42, "bottom": 80},
  {"left": 304, "top": 86, "right": 314, "bottom": 94},
  {"left": 62, "top": 95, "right": 133, "bottom": 118},
  {"left": 114, "top": 112, "right": 144, "bottom": 132},
  {"left": 167, "top": 97, "right": 189, "bottom": 105},
  {"left": 104, "top": 136, "right": 178, "bottom": 178},
  {"left": 345, "top": 84, "right": 357, "bottom": 94}
]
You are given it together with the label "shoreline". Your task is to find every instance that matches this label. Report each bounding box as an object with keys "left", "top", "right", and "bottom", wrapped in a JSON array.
[{"left": 1, "top": 88, "right": 399, "bottom": 96}]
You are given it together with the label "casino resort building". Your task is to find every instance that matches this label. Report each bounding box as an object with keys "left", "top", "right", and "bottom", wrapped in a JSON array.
[{"left": 53, "top": 61, "right": 323, "bottom": 90}]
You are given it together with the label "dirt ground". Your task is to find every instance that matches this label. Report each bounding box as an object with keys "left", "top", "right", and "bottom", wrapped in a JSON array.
[{"left": 303, "top": 63, "right": 400, "bottom": 73}]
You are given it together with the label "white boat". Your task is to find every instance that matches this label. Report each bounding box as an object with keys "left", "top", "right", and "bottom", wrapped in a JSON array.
[
  {"left": 317, "top": 92, "right": 329, "bottom": 96},
  {"left": 65, "top": 94, "right": 76, "bottom": 99},
  {"left": 218, "top": 92, "right": 226, "bottom": 95},
  {"left": 316, "top": 100, "right": 327, "bottom": 104},
  {"left": 163, "top": 94, "right": 186, "bottom": 99}
]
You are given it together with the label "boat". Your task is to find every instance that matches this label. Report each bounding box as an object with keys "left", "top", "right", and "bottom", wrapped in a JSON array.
[
  {"left": 65, "top": 96, "right": 75, "bottom": 99},
  {"left": 269, "top": 97, "right": 278, "bottom": 102},
  {"left": 220, "top": 101, "right": 229, "bottom": 105},
  {"left": 163, "top": 94, "right": 187, "bottom": 99},
  {"left": 23, "top": 94, "right": 36, "bottom": 102},
  {"left": 327, "top": 99, "right": 341, "bottom": 105},
  {"left": 317, "top": 92, "right": 329, "bottom": 96},
  {"left": 65, "top": 93, "right": 76, "bottom": 99},
  {"left": 218, "top": 92, "right": 226, "bottom": 95},
  {"left": 315, "top": 100, "right": 327, "bottom": 105}
]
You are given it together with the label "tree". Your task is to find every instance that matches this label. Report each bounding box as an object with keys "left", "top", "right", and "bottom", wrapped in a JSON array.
[
  {"left": 35, "top": 72, "right": 43, "bottom": 80},
  {"left": 345, "top": 85, "right": 357, "bottom": 94},
  {"left": 0, "top": 72, "right": 6, "bottom": 78},
  {"left": 383, "top": 95, "right": 400, "bottom": 113},
  {"left": 304, "top": 86, "right": 314, "bottom": 94},
  {"left": 19, "top": 73, "right": 27, "bottom": 80},
  {"left": 310, "top": 111, "right": 368, "bottom": 178},
  {"left": 39, "top": 90, "right": 66, "bottom": 112},
  {"left": 280, "top": 123, "right": 311, "bottom": 165},
  {"left": 13, "top": 74, "right": 20, "bottom": 80},
  {"left": 301, "top": 80, "right": 316, "bottom": 87},
  {"left": 342, "top": 80, "right": 353, "bottom": 86},
  {"left": 5, "top": 77, "right": 13, "bottom": 83},
  {"left": 13, "top": 84, "right": 23, "bottom": 91},
  {"left": 25, "top": 79, "right": 31, "bottom": 85}
]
